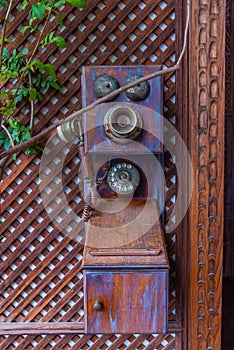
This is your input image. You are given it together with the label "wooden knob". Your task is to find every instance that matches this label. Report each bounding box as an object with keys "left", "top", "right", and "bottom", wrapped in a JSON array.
[{"left": 93, "top": 300, "right": 103, "bottom": 311}]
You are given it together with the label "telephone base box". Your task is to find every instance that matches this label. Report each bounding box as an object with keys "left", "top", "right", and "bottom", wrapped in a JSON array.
[{"left": 82, "top": 199, "right": 169, "bottom": 334}]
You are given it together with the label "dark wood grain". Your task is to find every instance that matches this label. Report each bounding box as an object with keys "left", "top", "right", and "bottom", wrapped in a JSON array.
[
  {"left": 82, "top": 65, "right": 164, "bottom": 155},
  {"left": 83, "top": 199, "right": 169, "bottom": 334},
  {"left": 84, "top": 271, "right": 168, "bottom": 334},
  {"left": 188, "top": 0, "right": 225, "bottom": 349},
  {"left": 0, "top": 322, "right": 85, "bottom": 335},
  {"left": 224, "top": 0, "right": 234, "bottom": 279},
  {"left": 0, "top": 0, "right": 226, "bottom": 345},
  {"left": 83, "top": 199, "right": 168, "bottom": 267}
]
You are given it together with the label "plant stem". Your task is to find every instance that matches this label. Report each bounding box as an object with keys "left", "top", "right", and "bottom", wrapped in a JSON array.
[
  {"left": 28, "top": 7, "right": 53, "bottom": 67},
  {"left": 0, "top": 0, "right": 14, "bottom": 68},
  {"left": 28, "top": 71, "right": 34, "bottom": 131},
  {"left": 1, "top": 123, "right": 15, "bottom": 147},
  {"left": 5, "top": 6, "right": 54, "bottom": 119},
  {"left": 176, "top": 0, "right": 190, "bottom": 65},
  {"left": 0, "top": 0, "right": 190, "bottom": 159},
  {"left": 0, "top": 64, "right": 180, "bottom": 159}
]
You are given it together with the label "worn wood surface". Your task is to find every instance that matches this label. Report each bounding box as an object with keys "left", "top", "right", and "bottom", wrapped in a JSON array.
[
  {"left": 1, "top": 0, "right": 223, "bottom": 348},
  {"left": 188, "top": 0, "right": 225, "bottom": 349},
  {"left": 84, "top": 271, "right": 168, "bottom": 334},
  {"left": 83, "top": 199, "right": 169, "bottom": 334},
  {"left": 0, "top": 322, "right": 85, "bottom": 335},
  {"left": 83, "top": 199, "right": 169, "bottom": 267},
  {"left": 224, "top": 0, "right": 234, "bottom": 279},
  {"left": 82, "top": 65, "right": 164, "bottom": 155}
]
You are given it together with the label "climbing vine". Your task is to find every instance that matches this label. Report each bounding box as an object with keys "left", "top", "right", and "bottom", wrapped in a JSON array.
[{"left": 0, "top": 0, "right": 86, "bottom": 157}]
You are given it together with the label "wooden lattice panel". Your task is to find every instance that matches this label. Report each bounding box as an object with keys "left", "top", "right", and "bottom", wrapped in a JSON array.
[
  {"left": 0, "top": 0, "right": 180, "bottom": 348},
  {"left": 0, "top": 333, "right": 176, "bottom": 349}
]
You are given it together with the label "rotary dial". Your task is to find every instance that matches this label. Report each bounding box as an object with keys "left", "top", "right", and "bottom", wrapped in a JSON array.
[{"left": 107, "top": 163, "right": 140, "bottom": 195}]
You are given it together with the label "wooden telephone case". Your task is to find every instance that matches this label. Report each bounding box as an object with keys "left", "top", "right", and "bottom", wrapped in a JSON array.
[{"left": 81, "top": 66, "right": 169, "bottom": 334}]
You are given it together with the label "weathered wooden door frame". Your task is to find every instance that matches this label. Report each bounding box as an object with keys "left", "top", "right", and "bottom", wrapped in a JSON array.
[{"left": 188, "top": 0, "right": 225, "bottom": 349}]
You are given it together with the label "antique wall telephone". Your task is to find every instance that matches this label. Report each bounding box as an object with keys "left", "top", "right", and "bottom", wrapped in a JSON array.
[{"left": 57, "top": 65, "right": 169, "bottom": 334}]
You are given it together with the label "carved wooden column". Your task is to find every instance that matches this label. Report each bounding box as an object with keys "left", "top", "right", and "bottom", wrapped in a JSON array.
[{"left": 188, "top": 0, "right": 225, "bottom": 349}]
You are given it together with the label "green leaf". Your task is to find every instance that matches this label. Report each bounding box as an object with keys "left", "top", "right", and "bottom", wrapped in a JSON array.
[
  {"left": 46, "top": 1, "right": 55, "bottom": 6},
  {"left": 4, "top": 137, "right": 12, "bottom": 150},
  {"left": 9, "top": 71, "right": 19, "bottom": 79},
  {"left": 0, "top": 37, "right": 14, "bottom": 44},
  {"left": 25, "top": 60, "right": 46, "bottom": 73},
  {"left": 0, "top": 0, "right": 7, "bottom": 7},
  {"left": 0, "top": 89, "right": 8, "bottom": 99},
  {"left": 29, "top": 14, "right": 36, "bottom": 26},
  {"left": 14, "top": 119, "right": 21, "bottom": 128},
  {"left": 29, "top": 61, "right": 57, "bottom": 78},
  {"left": 52, "top": 36, "right": 66, "bottom": 48},
  {"left": 20, "top": 47, "right": 29, "bottom": 55},
  {"left": 8, "top": 119, "right": 15, "bottom": 128},
  {"left": 35, "top": 73, "right": 42, "bottom": 87},
  {"left": 31, "top": 60, "right": 45, "bottom": 70},
  {"left": 21, "top": 130, "right": 31, "bottom": 142},
  {"left": 21, "top": 25, "right": 31, "bottom": 35},
  {"left": 66, "top": 0, "right": 86, "bottom": 8},
  {"left": 0, "top": 75, "right": 7, "bottom": 82},
  {"left": 49, "top": 31, "right": 55, "bottom": 41},
  {"left": 20, "top": 1, "right": 29, "bottom": 10},
  {"left": 38, "top": 92, "right": 43, "bottom": 100},
  {"left": 53, "top": 0, "right": 66, "bottom": 8},
  {"left": 49, "top": 81, "right": 60, "bottom": 90},
  {"left": 5, "top": 38, "right": 14, "bottom": 43},
  {"left": 43, "top": 63, "right": 56, "bottom": 79},
  {"left": 27, "top": 146, "right": 37, "bottom": 154},
  {"left": 41, "top": 78, "right": 50, "bottom": 89},
  {"left": 28, "top": 88, "right": 38, "bottom": 101},
  {"left": 2, "top": 47, "right": 10, "bottom": 59},
  {"left": 12, "top": 129, "right": 20, "bottom": 143},
  {"left": 55, "top": 12, "right": 63, "bottom": 27},
  {"left": 32, "top": 3, "right": 45, "bottom": 20},
  {"left": 0, "top": 131, "right": 7, "bottom": 139},
  {"left": 0, "top": 106, "right": 15, "bottom": 116}
]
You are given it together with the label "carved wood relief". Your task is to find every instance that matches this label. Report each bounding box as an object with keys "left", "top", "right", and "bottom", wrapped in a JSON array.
[
  {"left": 224, "top": 0, "right": 234, "bottom": 279},
  {"left": 189, "top": 0, "right": 225, "bottom": 349},
  {"left": 0, "top": 0, "right": 226, "bottom": 348}
]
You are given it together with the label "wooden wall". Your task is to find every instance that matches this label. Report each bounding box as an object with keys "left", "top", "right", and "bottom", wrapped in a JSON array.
[
  {"left": 188, "top": 0, "right": 225, "bottom": 349},
  {"left": 0, "top": 0, "right": 225, "bottom": 349},
  {"left": 224, "top": 0, "right": 234, "bottom": 279}
]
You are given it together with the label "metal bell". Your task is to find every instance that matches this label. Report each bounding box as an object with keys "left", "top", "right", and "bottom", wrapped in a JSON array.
[
  {"left": 94, "top": 75, "right": 120, "bottom": 99},
  {"left": 124, "top": 75, "right": 150, "bottom": 101}
]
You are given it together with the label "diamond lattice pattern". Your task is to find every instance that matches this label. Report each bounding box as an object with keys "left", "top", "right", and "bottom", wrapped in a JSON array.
[{"left": 0, "top": 0, "right": 179, "bottom": 348}]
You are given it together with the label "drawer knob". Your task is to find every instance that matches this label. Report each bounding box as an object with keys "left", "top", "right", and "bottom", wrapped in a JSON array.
[{"left": 93, "top": 300, "right": 103, "bottom": 311}]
